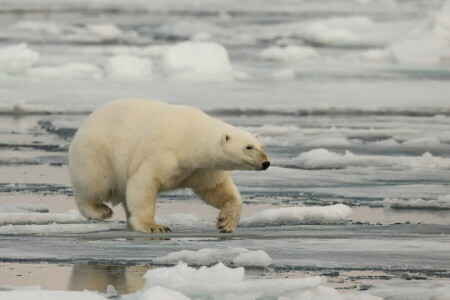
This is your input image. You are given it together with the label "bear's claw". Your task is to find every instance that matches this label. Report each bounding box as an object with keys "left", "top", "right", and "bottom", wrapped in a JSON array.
[{"left": 216, "top": 214, "right": 237, "bottom": 233}]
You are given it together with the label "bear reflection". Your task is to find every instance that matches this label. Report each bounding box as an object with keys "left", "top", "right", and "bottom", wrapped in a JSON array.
[{"left": 68, "top": 263, "right": 149, "bottom": 294}]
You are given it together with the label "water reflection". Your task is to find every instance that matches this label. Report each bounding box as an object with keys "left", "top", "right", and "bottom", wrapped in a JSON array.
[{"left": 68, "top": 263, "right": 151, "bottom": 294}]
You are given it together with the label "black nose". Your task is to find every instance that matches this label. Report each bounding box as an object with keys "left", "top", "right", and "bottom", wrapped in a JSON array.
[{"left": 262, "top": 161, "right": 270, "bottom": 170}]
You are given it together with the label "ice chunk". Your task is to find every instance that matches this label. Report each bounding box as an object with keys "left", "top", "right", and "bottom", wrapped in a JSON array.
[
  {"left": 0, "top": 290, "right": 107, "bottom": 300},
  {"left": 162, "top": 42, "right": 232, "bottom": 80},
  {"left": 260, "top": 45, "right": 319, "bottom": 61},
  {"left": 0, "top": 203, "right": 48, "bottom": 213},
  {"left": 131, "top": 262, "right": 380, "bottom": 300},
  {"left": 239, "top": 204, "right": 352, "bottom": 227},
  {"left": 0, "top": 210, "right": 87, "bottom": 226},
  {"left": 290, "top": 148, "right": 450, "bottom": 170},
  {"left": 0, "top": 43, "right": 39, "bottom": 76},
  {"left": 154, "top": 247, "right": 272, "bottom": 267},
  {"left": 28, "top": 63, "right": 103, "bottom": 79},
  {"left": 384, "top": 195, "right": 450, "bottom": 209},
  {"left": 107, "top": 55, "right": 153, "bottom": 79}
]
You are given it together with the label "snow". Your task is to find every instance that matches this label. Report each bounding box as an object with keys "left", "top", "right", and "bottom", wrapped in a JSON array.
[
  {"left": 0, "top": 223, "right": 122, "bottom": 235},
  {"left": 107, "top": 55, "right": 153, "bottom": 79},
  {"left": 123, "top": 262, "right": 381, "bottom": 300},
  {"left": 0, "top": 290, "right": 108, "bottom": 300},
  {"left": 85, "top": 24, "right": 124, "bottom": 40},
  {"left": 304, "top": 23, "right": 359, "bottom": 46},
  {"left": 162, "top": 42, "right": 233, "bottom": 80},
  {"left": 140, "top": 286, "right": 190, "bottom": 300},
  {"left": 154, "top": 247, "right": 272, "bottom": 267},
  {"left": 384, "top": 195, "right": 450, "bottom": 209},
  {"left": 0, "top": 44, "right": 39, "bottom": 76},
  {"left": 10, "top": 21, "right": 63, "bottom": 35},
  {"left": 0, "top": 210, "right": 87, "bottom": 226},
  {"left": 239, "top": 204, "right": 352, "bottom": 227},
  {"left": 273, "top": 68, "right": 296, "bottom": 80},
  {"left": 0, "top": 203, "right": 48, "bottom": 213},
  {"left": 359, "top": 49, "right": 392, "bottom": 62},
  {"left": 290, "top": 148, "right": 450, "bottom": 170},
  {"left": 28, "top": 63, "right": 103, "bottom": 79},
  {"left": 389, "top": 0, "right": 450, "bottom": 64},
  {"left": 259, "top": 45, "right": 319, "bottom": 61}
]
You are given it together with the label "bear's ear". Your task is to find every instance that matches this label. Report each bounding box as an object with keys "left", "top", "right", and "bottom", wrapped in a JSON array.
[
  {"left": 253, "top": 133, "right": 260, "bottom": 139},
  {"left": 222, "top": 134, "right": 230, "bottom": 145}
]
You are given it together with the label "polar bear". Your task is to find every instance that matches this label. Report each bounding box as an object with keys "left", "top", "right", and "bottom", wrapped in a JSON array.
[{"left": 68, "top": 99, "right": 270, "bottom": 233}]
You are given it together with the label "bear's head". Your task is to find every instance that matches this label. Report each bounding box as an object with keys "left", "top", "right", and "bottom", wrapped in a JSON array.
[{"left": 218, "top": 129, "right": 270, "bottom": 171}]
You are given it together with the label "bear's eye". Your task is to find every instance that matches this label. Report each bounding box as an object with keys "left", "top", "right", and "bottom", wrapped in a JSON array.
[{"left": 246, "top": 145, "right": 254, "bottom": 150}]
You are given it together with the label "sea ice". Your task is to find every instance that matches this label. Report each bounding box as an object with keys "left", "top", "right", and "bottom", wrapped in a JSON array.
[
  {"left": 384, "top": 195, "right": 450, "bottom": 209},
  {"left": 0, "top": 44, "right": 39, "bottom": 76},
  {"left": 273, "top": 68, "right": 296, "bottom": 80},
  {"left": 154, "top": 247, "right": 272, "bottom": 267},
  {"left": 106, "top": 55, "right": 153, "bottom": 79},
  {"left": 85, "top": 24, "right": 124, "bottom": 40},
  {"left": 260, "top": 45, "right": 319, "bottom": 61},
  {"left": 123, "top": 262, "right": 381, "bottom": 300},
  {"left": 28, "top": 63, "right": 103, "bottom": 79},
  {"left": 162, "top": 42, "right": 232, "bottom": 80},
  {"left": 0, "top": 290, "right": 107, "bottom": 300},
  {"left": 0, "top": 210, "right": 87, "bottom": 226},
  {"left": 239, "top": 204, "right": 352, "bottom": 227},
  {"left": 0, "top": 203, "right": 48, "bottom": 213},
  {"left": 290, "top": 148, "right": 450, "bottom": 170},
  {"left": 0, "top": 223, "right": 122, "bottom": 235}
]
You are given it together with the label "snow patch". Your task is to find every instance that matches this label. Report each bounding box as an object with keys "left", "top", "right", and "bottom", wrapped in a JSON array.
[
  {"left": 154, "top": 247, "right": 272, "bottom": 267},
  {"left": 0, "top": 44, "right": 39, "bottom": 76},
  {"left": 290, "top": 148, "right": 450, "bottom": 170},
  {"left": 107, "top": 55, "right": 153, "bottom": 79},
  {"left": 162, "top": 42, "right": 233, "bottom": 80},
  {"left": 239, "top": 204, "right": 352, "bottom": 227},
  {"left": 260, "top": 45, "right": 319, "bottom": 61},
  {"left": 384, "top": 195, "right": 450, "bottom": 209}
]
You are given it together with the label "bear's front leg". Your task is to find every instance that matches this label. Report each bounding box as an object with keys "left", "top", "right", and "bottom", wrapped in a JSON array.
[
  {"left": 125, "top": 170, "right": 171, "bottom": 234},
  {"left": 195, "top": 175, "right": 242, "bottom": 233}
]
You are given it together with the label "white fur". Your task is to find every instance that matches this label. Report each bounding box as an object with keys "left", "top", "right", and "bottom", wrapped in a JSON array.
[{"left": 68, "top": 99, "right": 269, "bottom": 233}]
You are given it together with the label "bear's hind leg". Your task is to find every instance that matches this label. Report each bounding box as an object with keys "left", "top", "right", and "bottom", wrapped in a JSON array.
[
  {"left": 194, "top": 175, "right": 242, "bottom": 233},
  {"left": 125, "top": 170, "right": 171, "bottom": 234}
]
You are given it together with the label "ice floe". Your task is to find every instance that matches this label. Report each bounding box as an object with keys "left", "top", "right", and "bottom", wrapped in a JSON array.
[
  {"left": 0, "top": 44, "right": 39, "bottom": 76},
  {"left": 273, "top": 68, "right": 296, "bottom": 80},
  {"left": 240, "top": 204, "right": 352, "bottom": 227},
  {"left": 0, "top": 290, "right": 108, "bottom": 300},
  {"left": 107, "top": 55, "right": 153, "bottom": 79},
  {"left": 260, "top": 45, "right": 319, "bottom": 61},
  {"left": 154, "top": 247, "right": 272, "bottom": 267},
  {"left": 162, "top": 42, "right": 233, "bottom": 80},
  {"left": 384, "top": 195, "right": 450, "bottom": 209},
  {"left": 289, "top": 149, "right": 450, "bottom": 170}
]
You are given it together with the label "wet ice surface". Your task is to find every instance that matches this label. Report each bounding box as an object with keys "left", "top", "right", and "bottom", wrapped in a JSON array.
[{"left": 1, "top": 0, "right": 450, "bottom": 299}]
